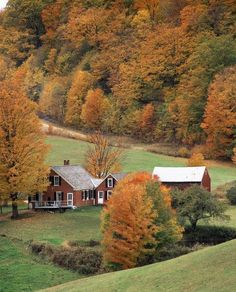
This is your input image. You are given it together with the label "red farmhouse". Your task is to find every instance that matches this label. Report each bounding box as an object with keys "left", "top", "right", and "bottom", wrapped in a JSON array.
[{"left": 29, "top": 161, "right": 126, "bottom": 210}]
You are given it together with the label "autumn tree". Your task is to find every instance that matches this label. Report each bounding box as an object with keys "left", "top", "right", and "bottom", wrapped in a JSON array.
[
  {"left": 81, "top": 88, "right": 109, "bottom": 130},
  {"left": 135, "top": 0, "right": 160, "bottom": 23},
  {"left": 84, "top": 133, "right": 123, "bottom": 178},
  {"left": 101, "top": 173, "right": 157, "bottom": 269},
  {"left": 0, "top": 75, "right": 49, "bottom": 219},
  {"left": 102, "top": 172, "right": 183, "bottom": 269},
  {"left": 232, "top": 148, "right": 236, "bottom": 164},
  {"left": 201, "top": 66, "right": 236, "bottom": 159},
  {"left": 39, "top": 76, "right": 69, "bottom": 123},
  {"left": 187, "top": 152, "right": 205, "bottom": 166},
  {"left": 65, "top": 70, "right": 94, "bottom": 127}
]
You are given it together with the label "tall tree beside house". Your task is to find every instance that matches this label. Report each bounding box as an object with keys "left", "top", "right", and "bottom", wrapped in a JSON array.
[
  {"left": 101, "top": 173, "right": 158, "bottom": 270},
  {"left": 0, "top": 73, "right": 49, "bottom": 219},
  {"left": 101, "top": 172, "right": 183, "bottom": 269},
  {"left": 84, "top": 133, "right": 123, "bottom": 178}
]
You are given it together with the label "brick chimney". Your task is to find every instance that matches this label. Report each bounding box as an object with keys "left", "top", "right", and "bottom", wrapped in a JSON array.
[{"left": 64, "top": 160, "right": 70, "bottom": 166}]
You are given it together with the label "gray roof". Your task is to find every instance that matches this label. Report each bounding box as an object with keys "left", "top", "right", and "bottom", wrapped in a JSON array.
[
  {"left": 152, "top": 167, "right": 207, "bottom": 183},
  {"left": 52, "top": 165, "right": 127, "bottom": 190},
  {"left": 91, "top": 178, "right": 103, "bottom": 188},
  {"left": 52, "top": 165, "right": 94, "bottom": 190},
  {"left": 112, "top": 173, "right": 128, "bottom": 181}
]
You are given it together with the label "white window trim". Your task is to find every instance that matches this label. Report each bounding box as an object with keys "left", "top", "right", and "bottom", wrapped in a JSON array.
[
  {"left": 54, "top": 176, "right": 60, "bottom": 186},
  {"left": 86, "top": 190, "right": 90, "bottom": 200},
  {"left": 107, "top": 178, "right": 113, "bottom": 188},
  {"left": 82, "top": 190, "right": 86, "bottom": 201}
]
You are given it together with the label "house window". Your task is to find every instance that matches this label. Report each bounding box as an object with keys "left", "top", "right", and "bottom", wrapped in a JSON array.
[
  {"left": 107, "top": 178, "right": 113, "bottom": 188},
  {"left": 54, "top": 176, "right": 60, "bottom": 186},
  {"left": 107, "top": 190, "right": 112, "bottom": 200},
  {"left": 82, "top": 191, "right": 86, "bottom": 201}
]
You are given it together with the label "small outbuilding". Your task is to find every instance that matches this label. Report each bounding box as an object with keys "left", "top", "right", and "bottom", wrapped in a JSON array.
[{"left": 152, "top": 166, "right": 211, "bottom": 192}]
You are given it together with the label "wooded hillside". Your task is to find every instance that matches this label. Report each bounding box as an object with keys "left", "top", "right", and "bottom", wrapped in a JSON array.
[{"left": 0, "top": 0, "right": 235, "bottom": 160}]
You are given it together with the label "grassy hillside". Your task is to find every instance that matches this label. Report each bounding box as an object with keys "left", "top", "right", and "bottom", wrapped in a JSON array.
[
  {"left": 46, "top": 136, "right": 236, "bottom": 189},
  {"left": 0, "top": 237, "right": 78, "bottom": 292},
  {"left": 42, "top": 239, "right": 236, "bottom": 292}
]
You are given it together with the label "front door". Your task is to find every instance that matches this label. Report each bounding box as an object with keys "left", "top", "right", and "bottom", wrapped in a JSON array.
[
  {"left": 98, "top": 191, "right": 104, "bottom": 205},
  {"left": 56, "top": 191, "right": 62, "bottom": 202},
  {"left": 67, "top": 193, "right": 73, "bottom": 207}
]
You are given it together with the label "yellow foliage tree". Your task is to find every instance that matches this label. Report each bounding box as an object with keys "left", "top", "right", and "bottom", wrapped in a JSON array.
[
  {"left": 187, "top": 152, "right": 205, "bottom": 166},
  {"left": 0, "top": 75, "right": 49, "bottom": 219}
]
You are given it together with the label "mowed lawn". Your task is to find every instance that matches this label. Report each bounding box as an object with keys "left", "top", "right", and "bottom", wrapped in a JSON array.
[
  {"left": 46, "top": 136, "right": 236, "bottom": 189},
  {"left": 0, "top": 207, "right": 102, "bottom": 245},
  {"left": 42, "top": 239, "right": 236, "bottom": 292}
]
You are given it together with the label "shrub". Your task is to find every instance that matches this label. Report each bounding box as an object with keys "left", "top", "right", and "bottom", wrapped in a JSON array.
[
  {"left": 29, "top": 241, "right": 102, "bottom": 275},
  {"left": 155, "top": 243, "right": 203, "bottom": 262},
  {"left": 226, "top": 187, "right": 236, "bottom": 205},
  {"left": 183, "top": 225, "right": 236, "bottom": 245},
  {"left": 52, "top": 247, "right": 102, "bottom": 274}
]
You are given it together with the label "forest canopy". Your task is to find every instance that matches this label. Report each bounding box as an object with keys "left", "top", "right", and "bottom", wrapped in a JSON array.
[{"left": 0, "top": 0, "right": 235, "bottom": 159}]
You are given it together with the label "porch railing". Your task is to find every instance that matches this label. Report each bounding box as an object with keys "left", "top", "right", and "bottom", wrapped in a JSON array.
[{"left": 33, "top": 201, "right": 72, "bottom": 208}]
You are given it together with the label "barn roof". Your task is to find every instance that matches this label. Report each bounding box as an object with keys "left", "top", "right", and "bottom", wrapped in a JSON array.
[
  {"left": 152, "top": 166, "right": 207, "bottom": 183},
  {"left": 52, "top": 165, "right": 94, "bottom": 190}
]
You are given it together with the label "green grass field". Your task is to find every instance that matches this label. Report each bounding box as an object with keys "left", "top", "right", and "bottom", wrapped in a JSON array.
[
  {"left": 0, "top": 237, "right": 79, "bottom": 292},
  {"left": 0, "top": 207, "right": 101, "bottom": 245},
  {"left": 46, "top": 136, "right": 236, "bottom": 189},
  {"left": 42, "top": 239, "right": 236, "bottom": 292},
  {"left": 0, "top": 207, "right": 101, "bottom": 291}
]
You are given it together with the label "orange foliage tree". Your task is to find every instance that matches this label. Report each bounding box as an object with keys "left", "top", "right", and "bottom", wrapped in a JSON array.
[
  {"left": 0, "top": 74, "right": 49, "bottom": 219},
  {"left": 201, "top": 66, "right": 236, "bottom": 159},
  {"left": 81, "top": 88, "right": 109, "bottom": 130},
  {"left": 65, "top": 70, "right": 94, "bottom": 127},
  {"left": 101, "top": 173, "right": 157, "bottom": 269},
  {"left": 84, "top": 133, "right": 123, "bottom": 178},
  {"left": 101, "top": 173, "right": 183, "bottom": 269}
]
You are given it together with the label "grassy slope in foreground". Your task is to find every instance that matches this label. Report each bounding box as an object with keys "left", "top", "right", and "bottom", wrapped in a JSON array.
[
  {"left": 46, "top": 136, "right": 236, "bottom": 189},
  {"left": 0, "top": 237, "right": 78, "bottom": 292},
  {"left": 43, "top": 240, "right": 236, "bottom": 292}
]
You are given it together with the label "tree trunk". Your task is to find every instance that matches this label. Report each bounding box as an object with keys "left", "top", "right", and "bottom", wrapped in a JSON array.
[
  {"left": 11, "top": 194, "right": 19, "bottom": 219},
  {"left": 190, "top": 220, "right": 197, "bottom": 231}
]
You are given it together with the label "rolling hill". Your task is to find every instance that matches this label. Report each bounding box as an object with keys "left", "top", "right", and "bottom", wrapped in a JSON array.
[{"left": 42, "top": 239, "right": 236, "bottom": 292}]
